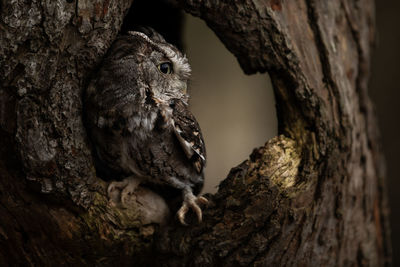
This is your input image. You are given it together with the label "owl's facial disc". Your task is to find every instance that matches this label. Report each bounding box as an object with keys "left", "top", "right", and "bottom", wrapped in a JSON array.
[
  {"left": 156, "top": 61, "right": 188, "bottom": 95},
  {"left": 143, "top": 52, "right": 188, "bottom": 103},
  {"left": 130, "top": 31, "right": 191, "bottom": 103}
]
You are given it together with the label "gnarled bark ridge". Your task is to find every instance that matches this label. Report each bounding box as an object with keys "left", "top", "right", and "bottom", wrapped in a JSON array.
[{"left": 0, "top": 0, "right": 390, "bottom": 266}]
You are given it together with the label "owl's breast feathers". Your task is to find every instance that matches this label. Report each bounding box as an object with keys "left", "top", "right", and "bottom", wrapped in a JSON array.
[{"left": 169, "top": 100, "right": 206, "bottom": 174}]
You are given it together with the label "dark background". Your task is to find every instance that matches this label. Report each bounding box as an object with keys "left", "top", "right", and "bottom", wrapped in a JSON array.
[{"left": 370, "top": 1, "right": 400, "bottom": 264}]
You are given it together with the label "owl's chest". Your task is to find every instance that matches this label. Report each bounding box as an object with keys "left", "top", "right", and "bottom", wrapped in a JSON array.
[
  {"left": 126, "top": 103, "right": 174, "bottom": 142},
  {"left": 126, "top": 108, "right": 157, "bottom": 136}
]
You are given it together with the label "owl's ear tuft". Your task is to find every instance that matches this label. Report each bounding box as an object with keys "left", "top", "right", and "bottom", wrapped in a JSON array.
[{"left": 134, "top": 26, "right": 167, "bottom": 43}]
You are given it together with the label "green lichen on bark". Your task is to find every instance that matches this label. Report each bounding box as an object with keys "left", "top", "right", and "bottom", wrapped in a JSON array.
[{"left": 251, "top": 135, "right": 301, "bottom": 191}]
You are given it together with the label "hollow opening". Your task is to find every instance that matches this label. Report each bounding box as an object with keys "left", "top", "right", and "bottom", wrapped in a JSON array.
[
  {"left": 183, "top": 15, "right": 277, "bottom": 193},
  {"left": 120, "top": 0, "right": 278, "bottom": 194}
]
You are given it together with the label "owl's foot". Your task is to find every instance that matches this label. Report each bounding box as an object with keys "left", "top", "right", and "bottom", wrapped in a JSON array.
[
  {"left": 177, "top": 190, "right": 208, "bottom": 225},
  {"left": 107, "top": 177, "right": 141, "bottom": 207}
]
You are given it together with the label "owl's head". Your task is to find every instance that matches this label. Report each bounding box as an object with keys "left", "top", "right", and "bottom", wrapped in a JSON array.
[{"left": 105, "top": 28, "right": 191, "bottom": 105}]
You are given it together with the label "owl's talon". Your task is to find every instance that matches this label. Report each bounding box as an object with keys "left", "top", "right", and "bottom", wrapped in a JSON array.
[
  {"left": 177, "top": 193, "right": 208, "bottom": 225},
  {"left": 107, "top": 179, "right": 130, "bottom": 195},
  {"left": 177, "top": 203, "right": 190, "bottom": 226},
  {"left": 107, "top": 177, "right": 141, "bottom": 206},
  {"left": 197, "top": 196, "right": 209, "bottom": 205}
]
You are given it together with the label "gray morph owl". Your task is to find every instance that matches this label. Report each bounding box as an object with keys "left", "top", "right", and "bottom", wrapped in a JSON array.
[{"left": 85, "top": 28, "right": 207, "bottom": 225}]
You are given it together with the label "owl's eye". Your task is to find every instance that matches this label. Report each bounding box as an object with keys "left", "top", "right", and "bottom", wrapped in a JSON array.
[{"left": 158, "top": 62, "right": 173, "bottom": 74}]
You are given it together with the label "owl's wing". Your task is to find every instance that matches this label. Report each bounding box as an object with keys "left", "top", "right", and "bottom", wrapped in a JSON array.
[{"left": 172, "top": 101, "right": 206, "bottom": 174}]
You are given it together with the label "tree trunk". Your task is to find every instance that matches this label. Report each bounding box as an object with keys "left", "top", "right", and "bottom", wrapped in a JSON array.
[{"left": 0, "top": 0, "right": 390, "bottom": 266}]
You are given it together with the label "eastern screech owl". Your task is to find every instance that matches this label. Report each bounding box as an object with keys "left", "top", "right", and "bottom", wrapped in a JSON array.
[{"left": 85, "top": 28, "right": 207, "bottom": 225}]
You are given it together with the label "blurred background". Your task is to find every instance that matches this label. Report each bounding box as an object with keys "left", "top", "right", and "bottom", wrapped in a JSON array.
[
  {"left": 183, "top": 15, "right": 277, "bottom": 193},
  {"left": 370, "top": 1, "right": 400, "bottom": 264}
]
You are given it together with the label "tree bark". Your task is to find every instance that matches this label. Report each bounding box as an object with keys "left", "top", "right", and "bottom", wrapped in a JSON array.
[{"left": 0, "top": 0, "right": 390, "bottom": 266}]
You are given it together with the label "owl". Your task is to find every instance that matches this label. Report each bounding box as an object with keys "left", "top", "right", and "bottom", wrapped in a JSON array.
[{"left": 85, "top": 28, "right": 207, "bottom": 225}]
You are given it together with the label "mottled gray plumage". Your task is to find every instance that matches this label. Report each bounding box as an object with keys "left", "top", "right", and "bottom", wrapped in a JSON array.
[{"left": 85, "top": 29, "right": 207, "bottom": 224}]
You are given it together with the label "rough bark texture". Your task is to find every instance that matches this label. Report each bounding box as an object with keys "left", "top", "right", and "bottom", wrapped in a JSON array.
[{"left": 0, "top": 0, "right": 390, "bottom": 266}]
